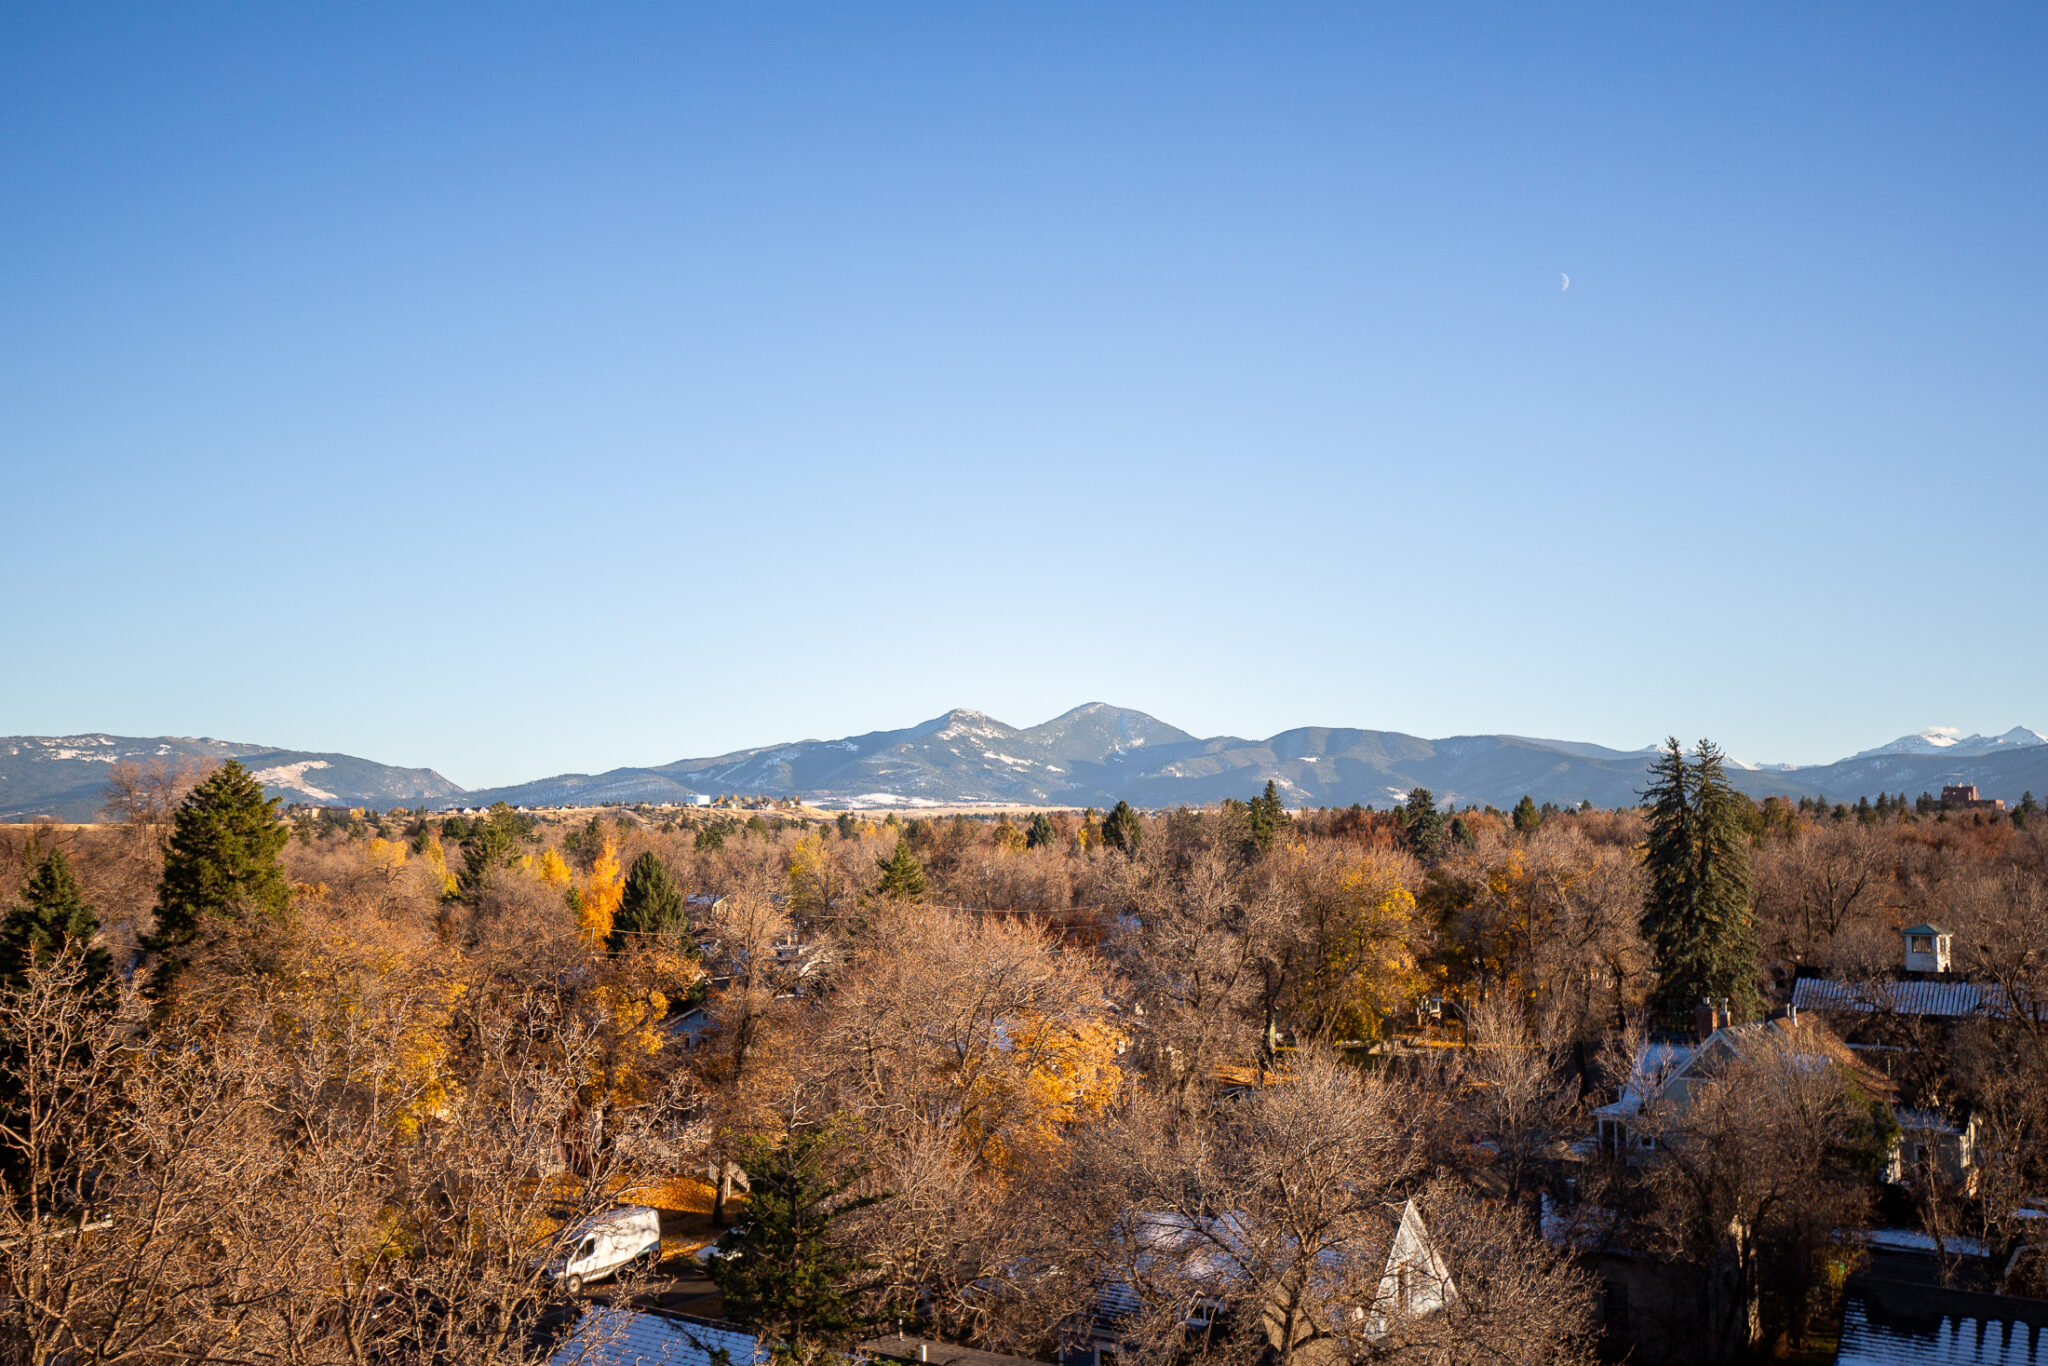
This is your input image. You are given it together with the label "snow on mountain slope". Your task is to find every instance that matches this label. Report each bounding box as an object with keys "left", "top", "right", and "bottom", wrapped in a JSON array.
[{"left": 1852, "top": 726, "right": 2046, "bottom": 760}]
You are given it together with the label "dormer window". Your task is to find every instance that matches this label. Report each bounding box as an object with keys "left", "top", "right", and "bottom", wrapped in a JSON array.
[{"left": 1911, "top": 936, "right": 1932, "bottom": 955}]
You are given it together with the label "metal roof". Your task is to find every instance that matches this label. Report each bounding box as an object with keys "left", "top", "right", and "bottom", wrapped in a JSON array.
[{"left": 1790, "top": 978, "right": 2019, "bottom": 1020}]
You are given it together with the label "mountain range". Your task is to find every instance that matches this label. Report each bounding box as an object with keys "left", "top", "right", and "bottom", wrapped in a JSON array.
[
  {"left": 3, "top": 709, "right": 2044, "bottom": 821},
  {"left": 0, "top": 735, "right": 461, "bottom": 822}
]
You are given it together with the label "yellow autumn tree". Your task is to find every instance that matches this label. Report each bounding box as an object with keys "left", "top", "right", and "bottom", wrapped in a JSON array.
[
  {"left": 958, "top": 1012, "right": 1124, "bottom": 1174},
  {"left": 366, "top": 837, "right": 409, "bottom": 876},
  {"left": 1286, "top": 849, "right": 1431, "bottom": 1043},
  {"left": 536, "top": 846, "right": 573, "bottom": 890},
  {"left": 577, "top": 838, "right": 625, "bottom": 944},
  {"left": 787, "top": 831, "right": 848, "bottom": 922},
  {"left": 992, "top": 818, "right": 1027, "bottom": 854},
  {"left": 416, "top": 836, "right": 458, "bottom": 895}
]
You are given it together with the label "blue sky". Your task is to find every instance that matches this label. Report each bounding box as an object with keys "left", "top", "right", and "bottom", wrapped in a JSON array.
[{"left": 3, "top": 4, "right": 2043, "bottom": 788}]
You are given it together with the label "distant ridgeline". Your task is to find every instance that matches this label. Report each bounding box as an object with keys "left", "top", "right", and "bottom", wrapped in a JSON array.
[{"left": 10, "top": 709, "right": 2040, "bottom": 821}]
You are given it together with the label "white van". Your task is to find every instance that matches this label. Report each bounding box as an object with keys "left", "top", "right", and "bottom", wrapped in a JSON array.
[{"left": 551, "top": 1205, "right": 662, "bottom": 1294}]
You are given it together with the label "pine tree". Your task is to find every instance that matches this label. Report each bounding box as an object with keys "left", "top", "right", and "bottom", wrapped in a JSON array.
[
  {"left": 1402, "top": 788, "right": 1448, "bottom": 863},
  {"left": 0, "top": 845, "right": 113, "bottom": 994},
  {"left": 1640, "top": 738, "right": 1760, "bottom": 1030},
  {"left": 609, "top": 851, "right": 686, "bottom": 951},
  {"left": 1102, "top": 800, "right": 1143, "bottom": 857},
  {"left": 1511, "top": 794, "right": 1543, "bottom": 835},
  {"left": 1025, "top": 812, "right": 1058, "bottom": 849},
  {"left": 707, "top": 1121, "right": 887, "bottom": 1348},
  {"left": 143, "top": 760, "right": 290, "bottom": 995},
  {"left": 874, "top": 840, "right": 927, "bottom": 901}
]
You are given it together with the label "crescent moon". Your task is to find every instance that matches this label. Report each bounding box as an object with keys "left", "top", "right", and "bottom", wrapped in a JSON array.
[{"left": 1561, "top": 273, "right": 1570, "bottom": 291}]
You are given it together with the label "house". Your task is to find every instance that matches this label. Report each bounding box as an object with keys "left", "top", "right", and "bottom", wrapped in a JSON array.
[
  {"left": 1594, "top": 1010, "right": 1887, "bottom": 1162},
  {"left": 1789, "top": 924, "right": 2041, "bottom": 1022},
  {"left": 549, "top": 1308, "right": 764, "bottom": 1366},
  {"left": 1941, "top": 785, "right": 2007, "bottom": 813},
  {"left": 664, "top": 1004, "right": 715, "bottom": 1051},
  {"left": 1060, "top": 1198, "right": 1451, "bottom": 1366},
  {"left": 1888, "top": 1109, "right": 1980, "bottom": 1196}
]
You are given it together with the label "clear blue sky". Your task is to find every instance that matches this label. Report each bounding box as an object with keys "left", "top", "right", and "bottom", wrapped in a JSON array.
[{"left": 4, "top": 4, "right": 2043, "bottom": 788}]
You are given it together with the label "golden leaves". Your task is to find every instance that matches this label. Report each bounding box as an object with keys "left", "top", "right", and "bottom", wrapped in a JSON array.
[{"left": 577, "top": 838, "right": 624, "bottom": 944}]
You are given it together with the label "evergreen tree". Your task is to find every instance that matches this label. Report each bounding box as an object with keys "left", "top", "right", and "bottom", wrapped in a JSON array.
[
  {"left": 1102, "top": 800, "right": 1143, "bottom": 857},
  {"left": 609, "top": 851, "right": 686, "bottom": 951},
  {"left": 0, "top": 845, "right": 112, "bottom": 994},
  {"left": 143, "top": 761, "right": 291, "bottom": 995},
  {"left": 456, "top": 803, "right": 532, "bottom": 898},
  {"left": 1640, "top": 738, "right": 1760, "bottom": 1030},
  {"left": 1402, "top": 788, "right": 1448, "bottom": 864},
  {"left": 707, "top": 1121, "right": 887, "bottom": 1348},
  {"left": 1511, "top": 794, "right": 1543, "bottom": 835},
  {"left": 1450, "top": 815, "right": 1476, "bottom": 850},
  {"left": 1247, "top": 780, "right": 1287, "bottom": 855},
  {"left": 1025, "top": 812, "right": 1058, "bottom": 850},
  {"left": 874, "top": 840, "right": 927, "bottom": 901}
]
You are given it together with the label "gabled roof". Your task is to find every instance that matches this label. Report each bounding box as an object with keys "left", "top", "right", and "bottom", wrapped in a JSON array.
[
  {"left": 1595, "top": 1017, "right": 1889, "bottom": 1120},
  {"left": 1593, "top": 1041, "right": 1695, "bottom": 1119}
]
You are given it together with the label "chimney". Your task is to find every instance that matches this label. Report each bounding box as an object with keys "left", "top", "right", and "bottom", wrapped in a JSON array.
[
  {"left": 1696, "top": 999, "right": 1718, "bottom": 1041},
  {"left": 920, "top": 1347, "right": 929, "bottom": 1364},
  {"left": 1722, "top": 996, "right": 1732, "bottom": 1026}
]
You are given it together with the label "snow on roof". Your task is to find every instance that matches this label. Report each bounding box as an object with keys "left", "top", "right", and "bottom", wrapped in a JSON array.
[
  {"left": 1849, "top": 1228, "right": 1990, "bottom": 1258},
  {"left": 1593, "top": 1041, "right": 1695, "bottom": 1118},
  {"left": 550, "top": 1309, "right": 765, "bottom": 1366},
  {"left": 1838, "top": 1281, "right": 2048, "bottom": 1366}
]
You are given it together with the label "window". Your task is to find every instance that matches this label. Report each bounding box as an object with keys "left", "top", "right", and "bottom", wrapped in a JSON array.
[{"left": 1911, "top": 936, "right": 1932, "bottom": 954}]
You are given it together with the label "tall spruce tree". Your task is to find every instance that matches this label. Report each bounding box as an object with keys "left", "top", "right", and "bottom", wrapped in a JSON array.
[
  {"left": 707, "top": 1121, "right": 887, "bottom": 1348},
  {"left": 0, "top": 845, "right": 113, "bottom": 994},
  {"left": 609, "top": 851, "right": 686, "bottom": 951},
  {"left": 1640, "top": 738, "right": 1760, "bottom": 1030},
  {"left": 143, "top": 760, "right": 290, "bottom": 995},
  {"left": 1512, "top": 794, "right": 1543, "bottom": 835},
  {"left": 1025, "top": 812, "right": 1058, "bottom": 850}
]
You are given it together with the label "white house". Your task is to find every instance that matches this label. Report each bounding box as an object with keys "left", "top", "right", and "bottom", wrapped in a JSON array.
[{"left": 1062, "top": 1198, "right": 1452, "bottom": 1366}]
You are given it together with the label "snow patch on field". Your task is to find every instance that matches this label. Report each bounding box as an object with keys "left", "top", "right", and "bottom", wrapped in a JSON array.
[{"left": 249, "top": 760, "right": 338, "bottom": 801}]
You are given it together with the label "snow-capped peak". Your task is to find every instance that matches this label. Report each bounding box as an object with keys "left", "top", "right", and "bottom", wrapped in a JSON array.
[{"left": 1850, "top": 727, "right": 2047, "bottom": 761}]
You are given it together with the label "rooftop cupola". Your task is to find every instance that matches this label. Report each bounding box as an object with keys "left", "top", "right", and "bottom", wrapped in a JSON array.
[{"left": 1903, "top": 924, "right": 1952, "bottom": 975}]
